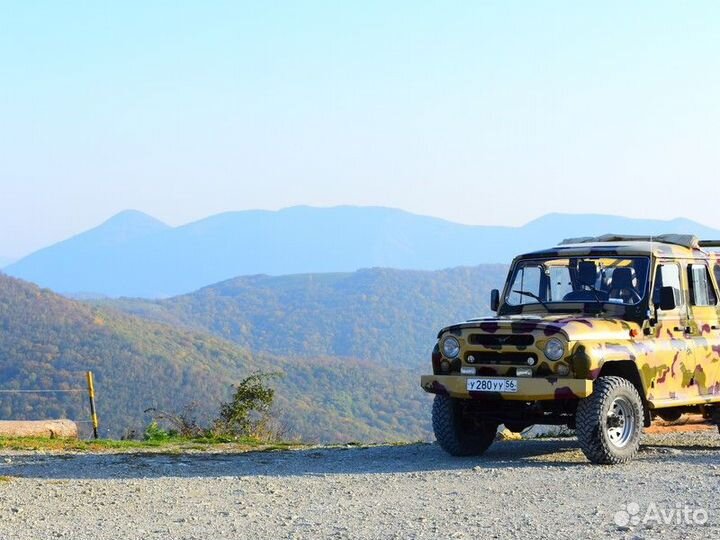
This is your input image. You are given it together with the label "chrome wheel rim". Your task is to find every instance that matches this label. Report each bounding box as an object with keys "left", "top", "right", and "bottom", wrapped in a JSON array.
[{"left": 606, "top": 396, "right": 635, "bottom": 448}]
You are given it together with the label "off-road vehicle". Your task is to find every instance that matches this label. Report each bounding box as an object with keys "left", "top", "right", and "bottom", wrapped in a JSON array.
[{"left": 421, "top": 234, "right": 720, "bottom": 464}]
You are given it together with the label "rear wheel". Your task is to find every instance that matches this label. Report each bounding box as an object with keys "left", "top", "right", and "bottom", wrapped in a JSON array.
[
  {"left": 711, "top": 408, "right": 720, "bottom": 434},
  {"left": 576, "top": 376, "right": 644, "bottom": 464},
  {"left": 432, "top": 395, "right": 498, "bottom": 456}
]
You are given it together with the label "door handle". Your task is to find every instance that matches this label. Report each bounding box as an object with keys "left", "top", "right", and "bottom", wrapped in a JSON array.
[{"left": 673, "top": 326, "right": 691, "bottom": 333}]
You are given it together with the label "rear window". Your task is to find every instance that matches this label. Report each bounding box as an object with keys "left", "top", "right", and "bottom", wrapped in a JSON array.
[{"left": 689, "top": 264, "right": 717, "bottom": 306}]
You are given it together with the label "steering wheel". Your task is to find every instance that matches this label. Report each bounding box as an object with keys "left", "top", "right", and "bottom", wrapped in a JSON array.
[{"left": 611, "top": 288, "right": 641, "bottom": 304}]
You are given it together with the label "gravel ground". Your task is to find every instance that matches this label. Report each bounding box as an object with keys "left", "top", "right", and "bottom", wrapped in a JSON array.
[{"left": 0, "top": 432, "right": 718, "bottom": 540}]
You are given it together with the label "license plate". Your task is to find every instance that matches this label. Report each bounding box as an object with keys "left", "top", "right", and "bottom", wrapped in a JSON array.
[{"left": 467, "top": 378, "right": 518, "bottom": 393}]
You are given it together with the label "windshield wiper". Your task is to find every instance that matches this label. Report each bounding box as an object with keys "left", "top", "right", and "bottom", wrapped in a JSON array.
[{"left": 512, "top": 289, "right": 553, "bottom": 311}]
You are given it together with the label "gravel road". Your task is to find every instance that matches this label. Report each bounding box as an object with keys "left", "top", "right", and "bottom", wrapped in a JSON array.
[{"left": 0, "top": 432, "right": 718, "bottom": 540}]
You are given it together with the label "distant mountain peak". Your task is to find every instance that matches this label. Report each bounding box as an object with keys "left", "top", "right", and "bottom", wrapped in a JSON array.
[
  {"left": 100, "top": 209, "right": 169, "bottom": 229},
  {"left": 524, "top": 212, "right": 706, "bottom": 228},
  {"left": 83, "top": 209, "right": 171, "bottom": 245},
  {"left": 4, "top": 210, "right": 172, "bottom": 273}
]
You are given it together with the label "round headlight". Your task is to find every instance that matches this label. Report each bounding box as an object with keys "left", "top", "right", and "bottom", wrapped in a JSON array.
[
  {"left": 544, "top": 338, "right": 565, "bottom": 361},
  {"left": 441, "top": 336, "right": 460, "bottom": 359}
]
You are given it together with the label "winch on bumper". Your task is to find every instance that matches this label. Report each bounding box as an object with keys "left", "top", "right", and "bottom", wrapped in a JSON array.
[{"left": 420, "top": 375, "right": 593, "bottom": 401}]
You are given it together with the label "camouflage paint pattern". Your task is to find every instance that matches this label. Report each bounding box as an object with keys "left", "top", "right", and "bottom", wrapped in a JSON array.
[{"left": 421, "top": 238, "right": 720, "bottom": 409}]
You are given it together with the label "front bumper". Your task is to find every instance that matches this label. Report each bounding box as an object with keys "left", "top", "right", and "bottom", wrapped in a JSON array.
[{"left": 420, "top": 375, "right": 593, "bottom": 401}]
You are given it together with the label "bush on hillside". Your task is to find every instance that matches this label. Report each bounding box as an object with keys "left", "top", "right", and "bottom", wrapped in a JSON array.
[{"left": 144, "top": 373, "right": 283, "bottom": 441}]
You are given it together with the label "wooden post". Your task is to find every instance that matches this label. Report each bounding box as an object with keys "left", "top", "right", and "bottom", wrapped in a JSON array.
[{"left": 86, "top": 371, "right": 99, "bottom": 439}]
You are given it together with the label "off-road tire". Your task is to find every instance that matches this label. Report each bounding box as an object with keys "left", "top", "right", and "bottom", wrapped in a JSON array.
[
  {"left": 432, "top": 394, "right": 497, "bottom": 456},
  {"left": 711, "top": 408, "right": 720, "bottom": 435},
  {"left": 576, "top": 376, "right": 644, "bottom": 464}
]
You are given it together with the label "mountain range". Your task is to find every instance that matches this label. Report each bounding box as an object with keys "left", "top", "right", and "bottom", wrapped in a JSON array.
[{"left": 6, "top": 206, "right": 720, "bottom": 298}]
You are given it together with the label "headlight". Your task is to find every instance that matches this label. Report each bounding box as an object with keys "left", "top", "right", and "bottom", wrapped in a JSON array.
[
  {"left": 441, "top": 336, "right": 460, "bottom": 358},
  {"left": 544, "top": 338, "right": 565, "bottom": 361}
]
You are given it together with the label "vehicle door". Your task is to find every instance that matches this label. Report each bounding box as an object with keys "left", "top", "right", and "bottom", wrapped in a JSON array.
[
  {"left": 647, "top": 261, "right": 693, "bottom": 402},
  {"left": 690, "top": 262, "right": 720, "bottom": 397}
]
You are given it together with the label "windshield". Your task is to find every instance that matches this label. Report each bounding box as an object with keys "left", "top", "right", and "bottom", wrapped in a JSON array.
[{"left": 505, "top": 256, "right": 650, "bottom": 308}]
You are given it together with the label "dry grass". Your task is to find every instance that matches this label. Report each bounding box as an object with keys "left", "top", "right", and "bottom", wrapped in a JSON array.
[{"left": 0, "top": 436, "right": 303, "bottom": 454}]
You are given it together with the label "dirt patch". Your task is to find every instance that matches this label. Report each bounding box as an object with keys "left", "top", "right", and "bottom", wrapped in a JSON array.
[{"left": 646, "top": 414, "right": 718, "bottom": 434}]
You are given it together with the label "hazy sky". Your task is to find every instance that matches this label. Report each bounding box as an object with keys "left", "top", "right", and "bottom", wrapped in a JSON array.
[{"left": 1, "top": 1, "right": 719, "bottom": 258}]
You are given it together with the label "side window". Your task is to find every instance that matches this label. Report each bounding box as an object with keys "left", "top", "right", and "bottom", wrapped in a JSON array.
[
  {"left": 688, "top": 264, "right": 717, "bottom": 306},
  {"left": 652, "top": 263, "right": 683, "bottom": 308},
  {"left": 713, "top": 264, "right": 720, "bottom": 293}
]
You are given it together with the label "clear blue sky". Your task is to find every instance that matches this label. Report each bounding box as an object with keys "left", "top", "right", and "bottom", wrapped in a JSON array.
[{"left": 1, "top": 1, "right": 719, "bottom": 258}]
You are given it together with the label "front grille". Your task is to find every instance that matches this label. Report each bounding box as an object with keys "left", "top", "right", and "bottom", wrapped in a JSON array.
[
  {"left": 465, "top": 351, "right": 538, "bottom": 365},
  {"left": 468, "top": 334, "right": 534, "bottom": 347}
]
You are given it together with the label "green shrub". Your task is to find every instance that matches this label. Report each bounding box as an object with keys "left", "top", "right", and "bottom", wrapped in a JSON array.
[
  {"left": 141, "top": 373, "right": 282, "bottom": 442},
  {"left": 214, "top": 373, "right": 280, "bottom": 438},
  {"left": 143, "top": 420, "right": 174, "bottom": 441}
]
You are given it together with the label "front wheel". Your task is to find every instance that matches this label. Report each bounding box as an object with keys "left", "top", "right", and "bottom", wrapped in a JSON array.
[
  {"left": 432, "top": 394, "right": 498, "bottom": 456},
  {"left": 711, "top": 408, "right": 720, "bottom": 434},
  {"left": 576, "top": 376, "right": 644, "bottom": 464}
]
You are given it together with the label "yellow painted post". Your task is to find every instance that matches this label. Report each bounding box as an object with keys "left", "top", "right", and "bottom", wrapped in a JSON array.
[{"left": 86, "top": 371, "right": 99, "bottom": 439}]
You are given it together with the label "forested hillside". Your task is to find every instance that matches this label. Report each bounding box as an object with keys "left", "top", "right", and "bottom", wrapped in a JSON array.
[
  {"left": 0, "top": 274, "right": 430, "bottom": 442},
  {"left": 104, "top": 265, "right": 509, "bottom": 368}
]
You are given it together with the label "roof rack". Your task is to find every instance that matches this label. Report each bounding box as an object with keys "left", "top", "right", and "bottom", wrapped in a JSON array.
[
  {"left": 699, "top": 240, "right": 720, "bottom": 248},
  {"left": 559, "top": 234, "right": 699, "bottom": 249}
]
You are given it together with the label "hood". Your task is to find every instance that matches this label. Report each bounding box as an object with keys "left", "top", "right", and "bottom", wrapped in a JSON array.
[{"left": 439, "top": 315, "right": 639, "bottom": 342}]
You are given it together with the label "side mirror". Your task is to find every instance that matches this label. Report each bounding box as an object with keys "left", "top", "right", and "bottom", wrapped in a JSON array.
[
  {"left": 659, "top": 286, "right": 677, "bottom": 311},
  {"left": 490, "top": 289, "right": 500, "bottom": 312}
]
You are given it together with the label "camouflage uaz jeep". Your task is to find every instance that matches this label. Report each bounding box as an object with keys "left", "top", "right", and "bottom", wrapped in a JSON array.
[{"left": 421, "top": 234, "right": 720, "bottom": 464}]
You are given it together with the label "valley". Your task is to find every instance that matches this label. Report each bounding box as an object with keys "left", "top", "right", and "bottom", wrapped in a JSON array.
[{"left": 0, "top": 274, "right": 430, "bottom": 442}]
